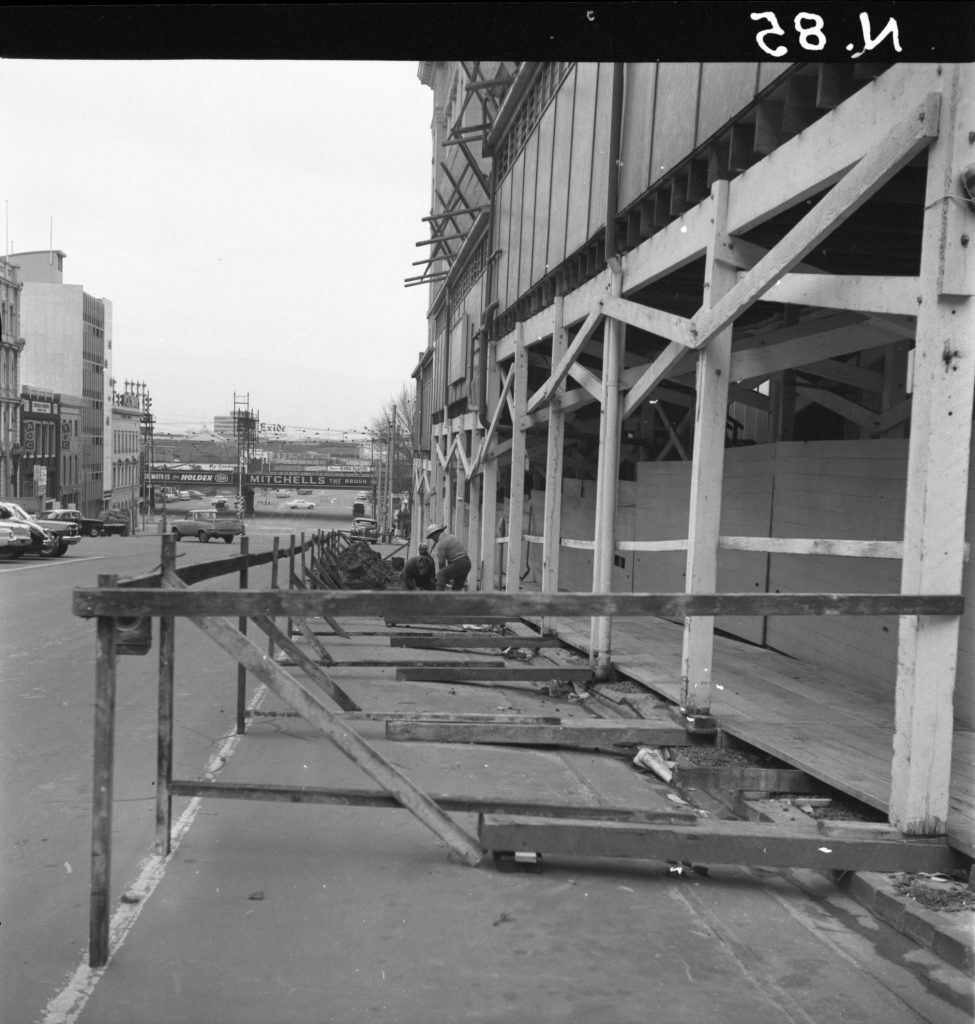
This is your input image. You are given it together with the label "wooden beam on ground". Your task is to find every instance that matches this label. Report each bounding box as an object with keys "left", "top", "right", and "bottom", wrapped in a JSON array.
[
  {"left": 168, "top": 781, "right": 699, "bottom": 825},
  {"left": 160, "top": 570, "right": 484, "bottom": 866},
  {"left": 386, "top": 717, "right": 698, "bottom": 749},
  {"left": 389, "top": 634, "right": 563, "bottom": 649},
  {"left": 672, "top": 763, "right": 822, "bottom": 793},
  {"left": 383, "top": 615, "right": 512, "bottom": 626},
  {"left": 395, "top": 666, "right": 594, "bottom": 683},
  {"left": 477, "top": 815, "right": 958, "bottom": 874}
]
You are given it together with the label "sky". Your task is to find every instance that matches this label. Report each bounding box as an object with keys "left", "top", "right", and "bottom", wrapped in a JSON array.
[{"left": 0, "top": 59, "right": 435, "bottom": 437}]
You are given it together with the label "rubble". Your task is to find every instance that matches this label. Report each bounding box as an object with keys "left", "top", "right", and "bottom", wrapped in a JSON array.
[{"left": 332, "top": 541, "right": 402, "bottom": 590}]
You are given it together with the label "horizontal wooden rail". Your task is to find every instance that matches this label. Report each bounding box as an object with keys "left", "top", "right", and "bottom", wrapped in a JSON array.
[
  {"left": 74, "top": 589, "right": 964, "bottom": 619},
  {"left": 116, "top": 534, "right": 319, "bottom": 589},
  {"left": 167, "top": 780, "right": 699, "bottom": 825}
]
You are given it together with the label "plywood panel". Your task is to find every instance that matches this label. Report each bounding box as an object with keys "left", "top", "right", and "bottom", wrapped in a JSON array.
[
  {"left": 565, "top": 62, "right": 599, "bottom": 256},
  {"left": 618, "top": 62, "right": 656, "bottom": 209},
  {"left": 649, "top": 63, "right": 700, "bottom": 183},
  {"left": 504, "top": 152, "right": 526, "bottom": 313},
  {"left": 587, "top": 62, "right": 613, "bottom": 240},
  {"left": 697, "top": 63, "right": 760, "bottom": 144},
  {"left": 558, "top": 481, "right": 596, "bottom": 591},
  {"left": 766, "top": 440, "right": 908, "bottom": 693},
  {"left": 530, "top": 102, "right": 556, "bottom": 287},
  {"left": 494, "top": 171, "right": 513, "bottom": 313},
  {"left": 518, "top": 130, "right": 540, "bottom": 298},
  {"left": 546, "top": 71, "right": 575, "bottom": 268}
]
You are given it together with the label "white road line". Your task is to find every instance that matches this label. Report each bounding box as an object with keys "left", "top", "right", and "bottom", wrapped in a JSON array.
[
  {"left": 38, "top": 684, "right": 270, "bottom": 1024},
  {"left": 0, "top": 555, "right": 108, "bottom": 574}
]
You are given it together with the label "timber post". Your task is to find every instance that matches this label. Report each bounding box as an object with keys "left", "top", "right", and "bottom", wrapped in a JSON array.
[
  {"left": 541, "top": 294, "right": 567, "bottom": 633},
  {"left": 505, "top": 325, "right": 528, "bottom": 591},
  {"left": 155, "top": 538, "right": 176, "bottom": 855},
  {"left": 680, "top": 179, "right": 735, "bottom": 717},
  {"left": 89, "top": 574, "right": 118, "bottom": 969},
  {"left": 480, "top": 339, "right": 500, "bottom": 590},
  {"left": 592, "top": 271, "right": 624, "bottom": 676},
  {"left": 235, "top": 534, "right": 249, "bottom": 734},
  {"left": 891, "top": 64, "right": 975, "bottom": 835}
]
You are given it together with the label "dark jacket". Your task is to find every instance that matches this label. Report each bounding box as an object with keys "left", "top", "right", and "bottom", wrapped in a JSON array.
[{"left": 404, "top": 554, "right": 437, "bottom": 590}]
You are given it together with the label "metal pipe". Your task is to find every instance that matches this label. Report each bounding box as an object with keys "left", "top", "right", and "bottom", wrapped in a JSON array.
[
  {"left": 604, "top": 63, "right": 625, "bottom": 265},
  {"left": 416, "top": 233, "right": 467, "bottom": 246}
]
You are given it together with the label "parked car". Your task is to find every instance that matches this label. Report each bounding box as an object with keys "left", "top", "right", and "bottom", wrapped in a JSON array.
[
  {"left": 170, "top": 509, "right": 244, "bottom": 544},
  {"left": 1, "top": 501, "right": 81, "bottom": 556},
  {"left": 0, "top": 501, "right": 59, "bottom": 557},
  {"left": 38, "top": 507, "right": 129, "bottom": 537},
  {"left": 0, "top": 518, "right": 33, "bottom": 557},
  {"left": 287, "top": 498, "right": 315, "bottom": 510},
  {"left": 350, "top": 517, "right": 378, "bottom": 542},
  {"left": 275, "top": 489, "right": 291, "bottom": 499}
]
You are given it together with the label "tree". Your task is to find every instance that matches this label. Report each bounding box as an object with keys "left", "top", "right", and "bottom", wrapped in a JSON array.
[{"left": 367, "top": 384, "right": 415, "bottom": 495}]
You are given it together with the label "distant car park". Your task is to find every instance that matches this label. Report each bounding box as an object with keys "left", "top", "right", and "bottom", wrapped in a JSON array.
[{"left": 287, "top": 499, "right": 315, "bottom": 510}]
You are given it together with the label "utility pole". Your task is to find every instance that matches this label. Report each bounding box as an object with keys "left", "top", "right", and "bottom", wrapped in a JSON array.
[
  {"left": 232, "top": 393, "right": 257, "bottom": 527},
  {"left": 140, "top": 387, "right": 154, "bottom": 533}
]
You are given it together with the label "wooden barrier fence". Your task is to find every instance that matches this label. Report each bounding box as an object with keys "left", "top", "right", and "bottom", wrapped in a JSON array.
[{"left": 74, "top": 532, "right": 964, "bottom": 967}]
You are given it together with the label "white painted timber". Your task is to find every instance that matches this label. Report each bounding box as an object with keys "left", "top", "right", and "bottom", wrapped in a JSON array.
[
  {"left": 526, "top": 304, "right": 604, "bottom": 414},
  {"left": 505, "top": 328, "right": 528, "bottom": 592},
  {"left": 681, "top": 180, "right": 735, "bottom": 714},
  {"left": 691, "top": 94, "right": 940, "bottom": 350},
  {"left": 762, "top": 273, "right": 922, "bottom": 318},
  {"left": 892, "top": 66, "right": 975, "bottom": 836}
]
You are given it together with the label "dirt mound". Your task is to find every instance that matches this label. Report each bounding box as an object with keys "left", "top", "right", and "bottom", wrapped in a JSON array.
[{"left": 334, "top": 541, "right": 402, "bottom": 589}]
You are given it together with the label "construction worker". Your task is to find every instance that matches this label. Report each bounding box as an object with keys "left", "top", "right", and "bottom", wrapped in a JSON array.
[
  {"left": 425, "top": 523, "right": 471, "bottom": 591},
  {"left": 403, "top": 544, "right": 437, "bottom": 591}
]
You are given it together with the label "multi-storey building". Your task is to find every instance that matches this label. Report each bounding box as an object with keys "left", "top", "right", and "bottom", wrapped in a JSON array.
[
  {"left": 412, "top": 62, "right": 975, "bottom": 860},
  {"left": 109, "top": 380, "right": 144, "bottom": 523},
  {"left": 0, "top": 256, "right": 26, "bottom": 496},
  {"left": 13, "top": 250, "right": 109, "bottom": 517}
]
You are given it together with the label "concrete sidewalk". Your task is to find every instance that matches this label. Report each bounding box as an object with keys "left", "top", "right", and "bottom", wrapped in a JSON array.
[{"left": 40, "top": 672, "right": 973, "bottom": 1024}]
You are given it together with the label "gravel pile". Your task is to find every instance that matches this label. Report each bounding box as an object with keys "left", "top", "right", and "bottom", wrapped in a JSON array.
[{"left": 334, "top": 542, "right": 402, "bottom": 589}]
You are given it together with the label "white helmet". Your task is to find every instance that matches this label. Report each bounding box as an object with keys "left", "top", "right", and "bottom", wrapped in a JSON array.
[{"left": 425, "top": 523, "right": 445, "bottom": 539}]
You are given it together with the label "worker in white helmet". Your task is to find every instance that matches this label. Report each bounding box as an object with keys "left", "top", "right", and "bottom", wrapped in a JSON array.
[{"left": 425, "top": 523, "right": 471, "bottom": 591}]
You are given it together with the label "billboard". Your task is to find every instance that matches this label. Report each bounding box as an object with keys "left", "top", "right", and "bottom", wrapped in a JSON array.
[{"left": 149, "top": 468, "right": 373, "bottom": 489}]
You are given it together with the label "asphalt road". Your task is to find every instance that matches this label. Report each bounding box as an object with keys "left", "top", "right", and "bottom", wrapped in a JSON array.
[
  {"left": 0, "top": 494, "right": 374, "bottom": 1021},
  {"left": 1, "top": 507, "right": 972, "bottom": 1024}
]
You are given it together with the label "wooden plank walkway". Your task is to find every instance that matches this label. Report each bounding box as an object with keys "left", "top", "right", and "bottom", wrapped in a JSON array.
[{"left": 529, "top": 614, "right": 975, "bottom": 859}]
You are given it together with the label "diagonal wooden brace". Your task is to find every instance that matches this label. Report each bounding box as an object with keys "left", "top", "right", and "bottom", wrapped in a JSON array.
[{"left": 161, "top": 570, "right": 484, "bottom": 866}]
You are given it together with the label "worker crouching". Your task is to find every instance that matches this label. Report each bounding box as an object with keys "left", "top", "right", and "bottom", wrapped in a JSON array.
[
  {"left": 403, "top": 544, "right": 437, "bottom": 591},
  {"left": 425, "top": 524, "right": 471, "bottom": 591}
]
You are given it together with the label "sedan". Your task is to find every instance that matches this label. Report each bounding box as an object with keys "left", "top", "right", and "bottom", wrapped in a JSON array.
[{"left": 287, "top": 499, "right": 315, "bottom": 510}]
